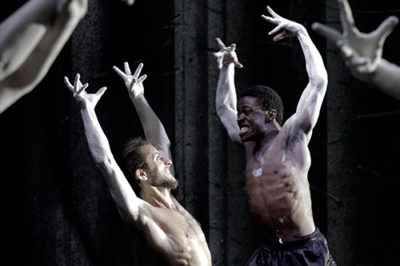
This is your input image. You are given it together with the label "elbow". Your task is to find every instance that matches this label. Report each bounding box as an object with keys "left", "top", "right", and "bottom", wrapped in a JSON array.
[
  {"left": 5, "top": 66, "right": 45, "bottom": 93},
  {"left": 93, "top": 156, "right": 113, "bottom": 171},
  {"left": 311, "top": 75, "right": 328, "bottom": 92},
  {"left": 216, "top": 104, "right": 233, "bottom": 119}
]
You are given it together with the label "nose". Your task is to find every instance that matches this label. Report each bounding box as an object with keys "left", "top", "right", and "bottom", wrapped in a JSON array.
[
  {"left": 162, "top": 156, "right": 172, "bottom": 166},
  {"left": 237, "top": 113, "right": 245, "bottom": 121}
]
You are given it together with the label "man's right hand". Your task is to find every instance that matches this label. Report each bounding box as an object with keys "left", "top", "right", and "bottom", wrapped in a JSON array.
[
  {"left": 64, "top": 74, "right": 107, "bottom": 109},
  {"left": 113, "top": 62, "right": 147, "bottom": 99},
  {"left": 213, "top": 38, "right": 243, "bottom": 70}
]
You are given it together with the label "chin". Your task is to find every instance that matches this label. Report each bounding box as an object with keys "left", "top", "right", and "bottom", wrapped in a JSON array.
[
  {"left": 155, "top": 174, "right": 178, "bottom": 190},
  {"left": 240, "top": 134, "right": 253, "bottom": 142},
  {"left": 164, "top": 178, "right": 178, "bottom": 190}
]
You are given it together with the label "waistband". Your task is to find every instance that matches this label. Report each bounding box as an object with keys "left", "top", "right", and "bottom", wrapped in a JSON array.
[{"left": 264, "top": 227, "right": 325, "bottom": 250}]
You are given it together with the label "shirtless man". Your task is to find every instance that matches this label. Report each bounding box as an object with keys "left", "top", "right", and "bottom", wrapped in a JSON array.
[
  {"left": 214, "top": 6, "right": 335, "bottom": 265},
  {"left": 312, "top": 0, "right": 400, "bottom": 100},
  {"left": 0, "top": 0, "right": 134, "bottom": 114},
  {"left": 64, "top": 62, "right": 211, "bottom": 265}
]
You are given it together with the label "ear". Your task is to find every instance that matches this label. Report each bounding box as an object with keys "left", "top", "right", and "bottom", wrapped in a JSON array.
[
  {"left": 135, "top": 169, "right": 148, "bottom": 181},
  {"left": 265, "top": 109, "right": 277, "bottom": 122}
]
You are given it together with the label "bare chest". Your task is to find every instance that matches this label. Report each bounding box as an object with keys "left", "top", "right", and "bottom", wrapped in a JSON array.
[
  {"left": 159, "top": 209, "right": 205, "bottom": 242},
  {"left": 244, "top": 149, "right": 304, "bottom": 212}
]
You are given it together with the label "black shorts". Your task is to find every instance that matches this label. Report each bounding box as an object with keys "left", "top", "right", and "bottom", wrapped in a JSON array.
[{"left": 246, "top": 228, "right": 336, "bottom": 266}]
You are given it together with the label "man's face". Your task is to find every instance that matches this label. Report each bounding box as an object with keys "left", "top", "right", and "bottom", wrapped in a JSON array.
[
  {"left": 237, "top": 96, "right": 267, "bottom": 142},
  {"left": 141, "top": 144, "right": 178, "bottom": 189}
]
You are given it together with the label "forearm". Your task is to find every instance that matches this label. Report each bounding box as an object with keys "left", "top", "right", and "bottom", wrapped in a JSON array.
[
  {"left": 368, "top": 59, "right": 400, "bottom": 100},
  {"left": 290, "top": 27, "right": 328, "bottom": 136},
  {"left": 0, "top": 0, "right": 56, "bottom": 78},
  {"left": 295, "top": 27, "right": 328, "bottom": 115},
  {"left": 296, "top": 27, "right": 328, "bottom": 87},
  {"left": 216, "top": 64, "right": 241, "bottom": 142},
  {"left": 130, "top": 95, "right": 171, "bottom": 158},
  {"left": 80, "top": 106, "right": 140, "bottom": 218},
  {"left": 0, "top": 7, "right": 83, "bottom": 113},
  {"left": 216, "top": 64, "right": 237, "bottom": 115},
  {"left": 6, "top": 6, "right": 82, "bottom": 88}
]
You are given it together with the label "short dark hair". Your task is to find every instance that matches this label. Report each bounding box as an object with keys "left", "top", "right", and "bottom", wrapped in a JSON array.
[
  {"left": 240, "top": 85, "right": 284, "bottom": 124},
  {"left": 123, "top": 137, "right": 149, "bottom": 177}
]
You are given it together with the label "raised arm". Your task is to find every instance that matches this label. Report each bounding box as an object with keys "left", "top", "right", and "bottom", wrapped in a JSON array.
[
  {"left": 0, "top": 0, "right": 87, "bottom": 114},
  {"left": 64, "top": 74, "right": 144, "bottom": 221},
  {"left": 213, "top": 38, "right": 243, "bottom": 143},
  {"left": 312, "top": 0, "right": 400, "bottom": 100},
  {"left": 262, "top": 6, "right": 327, "bottom": 141},
  {"left": 113, "top": 62, "right": 173, "bottom": 162}
]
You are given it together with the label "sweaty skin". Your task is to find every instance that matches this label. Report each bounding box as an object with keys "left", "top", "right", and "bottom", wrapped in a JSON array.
[
  {"left": 215, "top": 6, "right": 327, "bottom": 240},
  {"left": 64, "top": 63, "right": 211, "bottom": 265}
]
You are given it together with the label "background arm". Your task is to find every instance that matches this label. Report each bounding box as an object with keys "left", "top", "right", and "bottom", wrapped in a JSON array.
[
  {"left": 0, "top": 0, "right": 87, "bottom": 113},
  {"left": 312, "top": 0, "right": 400, "bottom": 100}
]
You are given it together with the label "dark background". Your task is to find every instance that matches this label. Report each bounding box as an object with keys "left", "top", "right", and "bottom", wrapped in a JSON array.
[{"left": 2, "top": 0, "right": 399, "bottom": 265}]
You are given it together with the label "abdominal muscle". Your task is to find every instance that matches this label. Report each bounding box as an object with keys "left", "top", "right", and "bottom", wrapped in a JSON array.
[{"left": 245, "top": 160, "right": 315, "bottom": 240}]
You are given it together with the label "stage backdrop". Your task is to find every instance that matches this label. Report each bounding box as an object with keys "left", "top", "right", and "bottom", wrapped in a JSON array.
[{"left": 2, "top": 0, "right": 399, "bottom": 265}]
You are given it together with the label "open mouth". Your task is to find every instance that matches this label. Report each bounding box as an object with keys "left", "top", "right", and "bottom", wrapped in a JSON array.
[{"left": 239, "top": 126, "right": 250, "bottom": 136}]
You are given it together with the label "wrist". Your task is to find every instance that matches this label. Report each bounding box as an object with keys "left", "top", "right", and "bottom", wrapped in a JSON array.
[
  {"left": 79, "top": 102, "right": 90, "bottom": 111},
  {"left": 295, "top": 25, "right": 307, "bottom": 36},
  {"left": 222, "top": 63, "right": 235, "bottom": 70},
  {"left": 130, "top": 93, "right": 145, "bottom": 101}
]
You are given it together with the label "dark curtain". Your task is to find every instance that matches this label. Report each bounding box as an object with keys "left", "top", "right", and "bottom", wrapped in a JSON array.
[{"left": 2, "top": 0, "right": 399, "bottom": 265}]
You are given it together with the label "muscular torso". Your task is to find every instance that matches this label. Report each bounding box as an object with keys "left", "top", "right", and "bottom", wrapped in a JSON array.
[
  {"left": 136, "top": 197, "right": 211, "bottom": 266},
  {"left": 245, "top": 126, "right": 315, "bottom": 240}
]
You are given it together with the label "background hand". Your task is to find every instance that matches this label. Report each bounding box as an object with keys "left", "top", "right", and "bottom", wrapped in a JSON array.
[{"left": 312, "top": 0, "right": 398, "bottom": 78}]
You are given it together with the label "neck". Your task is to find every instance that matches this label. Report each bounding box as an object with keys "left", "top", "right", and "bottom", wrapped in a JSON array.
[
  {"left": 140, "top": 183, "right": 176, "bottom": 209},
  {"left": 254, "top": 121, "right": 280, "bottom": 152}
]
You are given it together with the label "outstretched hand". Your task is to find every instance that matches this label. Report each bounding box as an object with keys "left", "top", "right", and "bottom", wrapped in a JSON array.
[
  {"left": 312, "top": 0, "right": 398, "bottom": 77},
  {"left": 113, "top": 62, "right": 147, "bottom": 98},
  {"left": 64, "top": 74, "right": 107, "bottom": 108},
  {"left": 213, "top": 38, "right": 243, "bottom": 70},
  {"left": 261, "top": 6, "right": 305, "bottom": 42}
]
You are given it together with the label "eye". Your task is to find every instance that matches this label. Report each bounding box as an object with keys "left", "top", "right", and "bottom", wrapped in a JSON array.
[{"left": 244, "top": 108, "right": 253, "bottom": 116}]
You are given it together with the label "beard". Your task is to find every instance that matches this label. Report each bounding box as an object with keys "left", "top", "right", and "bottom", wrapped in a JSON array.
[{"left": 150, "top": 171, "right": 178, "bottom": 190}]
